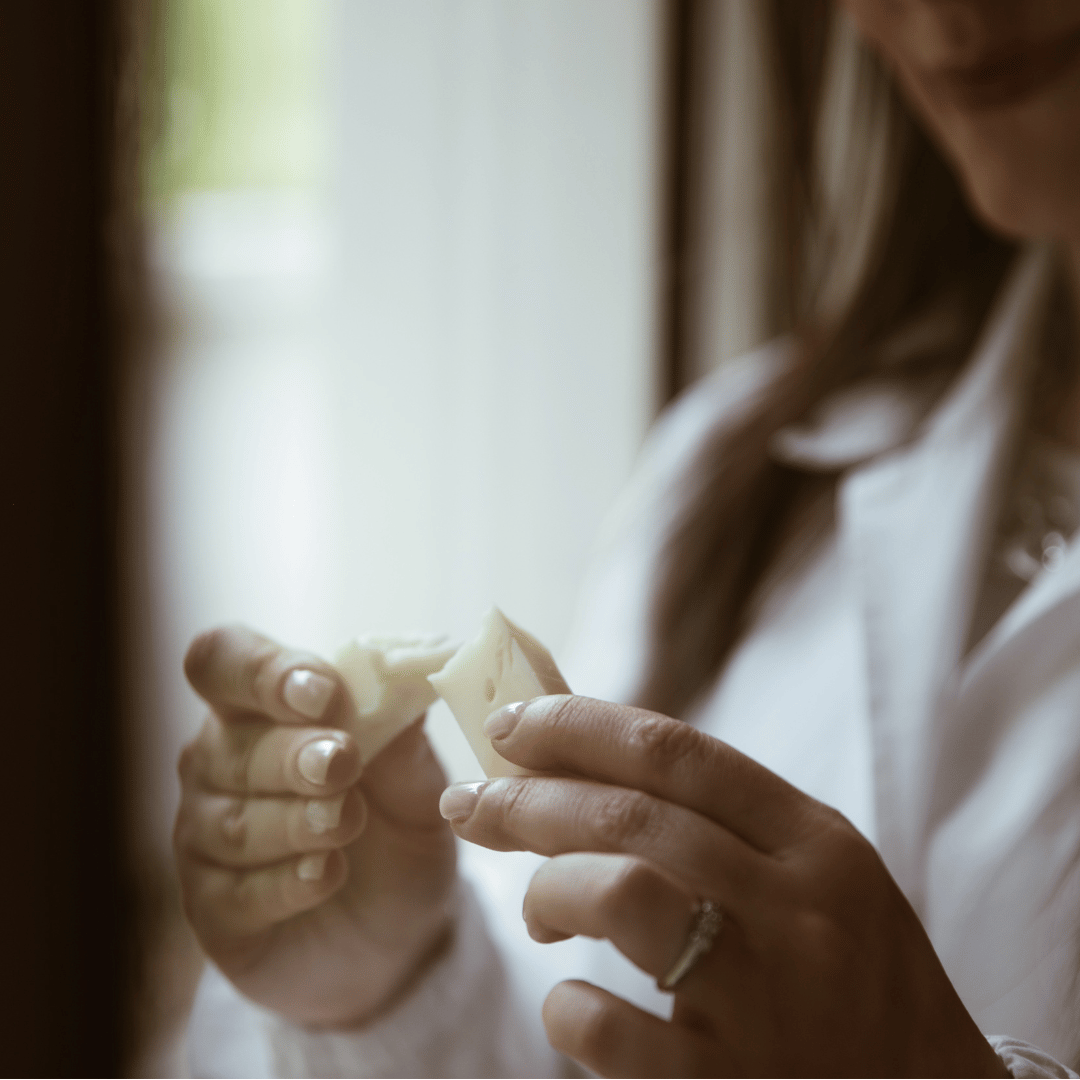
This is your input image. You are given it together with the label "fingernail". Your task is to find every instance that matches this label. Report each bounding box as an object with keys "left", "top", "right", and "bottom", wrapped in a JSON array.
[
  {"left": 283, "top": 669, "right": 336, "bottom": 720},
  {"left": 483, "top": 700, "right": 527, "bottom": 741},
  {"left": 298, "top": 737, "right": 343, "bottom": 785},
  {"left": 439, "top": 781, "right": 486, "bottom": 823},
  {"left": 297, "top": 852, "right": 328, "bottom": 881},
  {"left": 306, "top": 794, "right": 346, "bottom": 834}
]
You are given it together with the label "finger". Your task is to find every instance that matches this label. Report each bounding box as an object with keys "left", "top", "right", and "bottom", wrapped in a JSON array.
[
  {"left": 483, "top": 695, "right": 816, "bottom": 852},
  {"left": 442, "top": 776, "right": 772, "bottom": 918},
  {"left": 359, "top": 719, "right": 447, "bottom": 830},
  {"left": 543, "top": 981, "right": 716, "bottom": 1078},
  {"left": 180, "top": 848, "right": 347, "bottom": 940},
  {"left": 175, "top": 788, "right": 368, "bottom": 867},
  {"left": 184, "top": 624, "right": 347, "bottom": 726},
  {"left": 525, "top": 853, "right": 698, "bottom": 980},
  {"left": 180, "top": 715, "right": 362, "bottom": 796}
]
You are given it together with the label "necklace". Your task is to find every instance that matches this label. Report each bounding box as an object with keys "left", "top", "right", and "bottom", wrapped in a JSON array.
[{"left": 997, "top": 439, "right": 1080, "bottom": 583}]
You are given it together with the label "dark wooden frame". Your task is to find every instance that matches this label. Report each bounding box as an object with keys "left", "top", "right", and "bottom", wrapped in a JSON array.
[{"left": 0, "top": 2, "right": 133, "bottom": 1073}]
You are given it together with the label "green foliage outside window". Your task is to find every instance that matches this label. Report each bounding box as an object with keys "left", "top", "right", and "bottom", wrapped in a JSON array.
[{"left": 144, "top": 0, "right": 330, "bottom": 199}]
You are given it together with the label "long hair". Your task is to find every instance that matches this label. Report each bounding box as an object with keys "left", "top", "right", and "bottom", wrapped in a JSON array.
[{"left": 636, "top": 2, "right": 1016, "bottom": 718}]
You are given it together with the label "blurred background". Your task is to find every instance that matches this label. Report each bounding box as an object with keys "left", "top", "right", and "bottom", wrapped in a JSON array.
[
  {"left": 4, "top": 1, "right": 780, "bottom": 1074},
  {"left": 139, "top": 0, "right": 662, "bottom": 849},
  {"left": 134, "top": 1, "right": 665, "bottom": 1071}
]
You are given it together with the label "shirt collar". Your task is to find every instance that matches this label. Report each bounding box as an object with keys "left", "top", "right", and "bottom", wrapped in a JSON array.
[{"left": 769, "top": 244, "right": 1052, "bottom": 472}]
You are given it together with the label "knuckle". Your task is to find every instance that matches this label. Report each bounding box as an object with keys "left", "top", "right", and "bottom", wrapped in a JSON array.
[
  {"left": 788, "top": 904, "right": 834, "bottom": 945},
  {"left": 231, "top": 740, "right": 256, "bottom": 792},
  {"left": 626, "top": 715, "right": 700, "bottom": 773},
  {"left": 784, "top": 905, "right": 852, "bottom": 970},
  {"left": 541, "top": 694, "right": 589, "bottom": 734},
  {"left": 184, "top": 627, "right": 228, "bottom": 688},
  {"left": 808, "top": 807, "right": 879, "bottom": 885},
  {"left": 179, "top": 715, "right": 221, "bottom": 786},
  {"left": 816, "top": 803, "right": 859, "bottom": 844},
  {"left": 592, "top": 790, "right": 658, "bottom": 847},
  {"left": 218, "top": 722, "right": 263, "bottom": 792},
  {"left": 497, "top": 777, "right": 535, "bottom": 830},
  {"left": 772, "top": 812, "right": 887, "bottom": 960},
  {"left": 598, "top": 860, "right": 658, "bottom": 926},
  {"left": 242, "top": 642, "right": 281, "bottom": 703},
  {"left": 218, "top": 797, "right": 248, "bottom": 851},
  {"left": 529, "top": 696, "right": 593, "bottom": 756}
]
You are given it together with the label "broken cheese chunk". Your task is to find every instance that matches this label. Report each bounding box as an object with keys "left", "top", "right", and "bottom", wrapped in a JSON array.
[
  {"left": 334, "top": 634, "right": 458, "bottom": 763},
  {"left": 427, "top": 607, "right": 571, "bottom": 778}
]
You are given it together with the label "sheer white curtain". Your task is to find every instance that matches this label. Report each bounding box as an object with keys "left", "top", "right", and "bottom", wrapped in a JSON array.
[
  {"left": 323, "top": 0, "right": 664, "bottom": 777},
  {"left": 138, "top": 0, "right": 665, "bottom": 856}
]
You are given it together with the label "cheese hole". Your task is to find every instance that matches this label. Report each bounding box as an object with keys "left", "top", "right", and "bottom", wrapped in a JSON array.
[{"left": 484, "top": 678, "right": 496, "bottom": 703}]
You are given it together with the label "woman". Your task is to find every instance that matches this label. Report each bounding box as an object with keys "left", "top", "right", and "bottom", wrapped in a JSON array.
[{"left": 175, "top": 1, "right": 1080, "bottom": 1075}]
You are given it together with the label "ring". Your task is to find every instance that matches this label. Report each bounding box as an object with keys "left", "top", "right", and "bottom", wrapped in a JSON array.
[{"left": 659, "top": 900, "right": 724, "bottom": 990}]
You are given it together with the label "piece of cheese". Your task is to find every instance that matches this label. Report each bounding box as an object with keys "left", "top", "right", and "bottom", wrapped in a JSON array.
[
  {"left": 427, "top": 607, "right": 571, "bottom": 777},
  {"left": 334, "top": 634, "right": 458, "bottom": 763}
]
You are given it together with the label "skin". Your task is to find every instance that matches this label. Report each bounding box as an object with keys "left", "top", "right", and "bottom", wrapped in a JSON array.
[
  {"left": 175, "top": 0, "right": 1080, "bottom": 1073},
  {"left": 840, "top": 0, "right": 1080, "bottom": 443},
  {"left": 176, "top": 626, "right": 456, "bottom": 1026},
  {"left": 174, "top": 630, "right": 1001, "bottom": 1076},
  {"left": 442, "top": 696, "right": 1004, "bottom": 1077}
]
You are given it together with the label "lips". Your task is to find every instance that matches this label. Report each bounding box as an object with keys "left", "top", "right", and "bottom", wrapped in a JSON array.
[{"left": 923, "top": 23, "right": 1080, "bottom": 110}]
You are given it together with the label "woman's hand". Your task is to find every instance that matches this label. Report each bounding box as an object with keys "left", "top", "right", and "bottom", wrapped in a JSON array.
[
  {"left": 440, "top": 696, "right": 1007, "bottom": 1078},
  {"left": 174, "top": 626, "right": 456, "bottom": 1027}
]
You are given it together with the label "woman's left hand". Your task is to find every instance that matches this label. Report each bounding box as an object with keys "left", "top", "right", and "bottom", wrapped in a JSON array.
[{"left": 439, "top": 696, "right": 1007, "bottom": 1078}]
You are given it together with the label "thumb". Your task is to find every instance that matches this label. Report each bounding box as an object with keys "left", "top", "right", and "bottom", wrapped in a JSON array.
[{"left": 359, "top": 718, "right": 448, "bottom": 829}]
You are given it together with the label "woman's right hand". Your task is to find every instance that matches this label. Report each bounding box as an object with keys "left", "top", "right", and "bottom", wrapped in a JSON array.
[{"left": 174, "top": 625, "right": 458, "bottom": 1028}]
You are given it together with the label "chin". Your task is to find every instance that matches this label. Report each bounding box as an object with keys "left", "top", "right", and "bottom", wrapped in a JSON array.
[
  {"left": 895, "top": 67, "right": 1080, "bottom": 245},
  {"left": 960, "top": 173, "right": 1051, "bottom": 241},
  {"left": 947, "top": 136, "right": 1080, "bottom": 244}
]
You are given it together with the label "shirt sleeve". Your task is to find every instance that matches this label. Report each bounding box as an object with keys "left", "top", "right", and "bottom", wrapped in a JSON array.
[
  {"left": 186, "top": 878, "right": 568, "bottom": 1079},
  {"left": 990, "top": 1035, "right": 1080, "bottom": 1078}
]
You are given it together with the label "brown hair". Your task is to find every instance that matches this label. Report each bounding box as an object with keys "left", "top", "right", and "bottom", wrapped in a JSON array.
[{"left": 636, "top": 2, "right": 1016, "bottom": 718}]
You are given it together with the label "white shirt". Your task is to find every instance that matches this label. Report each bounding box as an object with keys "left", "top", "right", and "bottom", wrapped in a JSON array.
[{"left": 188, "top": 245, "right": 1080, "bottom": 1078}]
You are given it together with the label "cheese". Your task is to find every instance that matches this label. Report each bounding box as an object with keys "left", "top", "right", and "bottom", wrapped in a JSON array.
[
  {"left": 427, "top": 607, "right": 571, "bottom": 777},
  {"left": 334, "top": 634, "right": 458, "bottom": 763}
]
